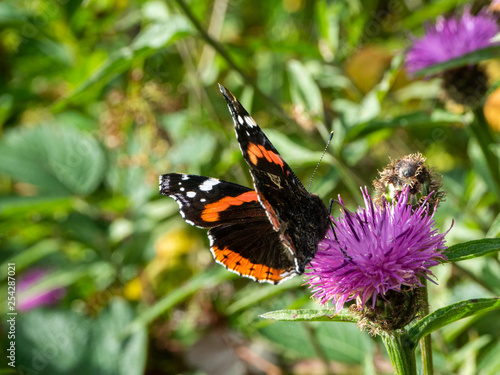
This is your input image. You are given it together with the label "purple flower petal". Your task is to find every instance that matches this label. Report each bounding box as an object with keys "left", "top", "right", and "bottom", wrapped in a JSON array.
[
  {"left": 305, "top": 188, "right": 448, "bottom": 313},
  {"left": 18, "top": 269, "right": 66, "bottom": 311},
  {"left": 405, "top": 7, "right": 499, "bottom": 75}
]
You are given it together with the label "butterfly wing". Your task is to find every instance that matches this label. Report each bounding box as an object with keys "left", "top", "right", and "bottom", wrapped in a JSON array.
[
  {"left": 160, "top": 173, "right": 262, "bottom": 227},
  {"left": 209, "top": 221, "right": 298, "bottom": 284},
  {"left": 219, "top": 85, "right": 330, "bottom": 273},
  {"left": 160, "top": 173, "right": 297, "bottom": 283}
]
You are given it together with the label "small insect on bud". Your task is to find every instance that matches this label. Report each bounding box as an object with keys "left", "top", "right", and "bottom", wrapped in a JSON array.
[{"left": 373, "top": 153, "right": 445, "bottom": 212}]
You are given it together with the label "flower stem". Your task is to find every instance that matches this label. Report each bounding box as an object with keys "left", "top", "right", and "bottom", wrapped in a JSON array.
[
  {"left": 419, "top": 281, "right": 433, "bottom": 375},
  {"left": 380, "top": 331, "right": 417, "bottom": 375}
]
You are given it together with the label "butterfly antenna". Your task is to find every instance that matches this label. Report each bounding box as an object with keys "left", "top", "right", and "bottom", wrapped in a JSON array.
[{"left": 308, "top": 131, "right": 334, "bottom": 192}]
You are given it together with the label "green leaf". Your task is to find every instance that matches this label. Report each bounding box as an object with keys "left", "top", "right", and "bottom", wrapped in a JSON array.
[
  {"left": 17, "top": 309, "right": 91, "bottom": 374},
  {"left": 16, "top": 299, "right": 147, "bottom": 375},
  {"left": 414, "top": 45, "right": 500, "bottom": 77},
  {"left": 345, "top": 109, "right": 463, "bottom": 142},
  {"left": 259, "top": 320, "right": 369, "bottom": 363},
  {"left": 0, "top": 125, "right": 105, "bottom": 196},
  {"left": 0, "top": 239, "right": 61, "bottom": 280},
  {"left": 446, "top": 238, "right": 500, "bottom": 262},
  {"left": 263, "top": 129, "right": 333, "bottom": 166},
  {"left": 287, "top": 60, "right": 323, "bottom": 116},
  {"left": 407, "top": 298, "right": 500, "bottom": 346},
  {"left": 54, "top": 16, "right": 192, "bottom": 109},
  {"left": 89, "top": 299, "right": 147, "bottom": 375},
  {"left": 449, "top": 335, "right": 492, "bottom": 371},
  {"left": 356, "top": 53, "right": 404, "bottom": 124},
  {"left": 402, "top": 0, "right": 478, "bottom": 30},
  {"left": 0, "top": 93, "right": 13, "bottom": 126},
  {"left": 131, "top": 16, "right": 191, "bottom": 50},
  {"left": 468, "top": 135, "right": 500, "bottom": 203},
  {"left": 313, "top": 321, "right": 372, "bottom": 363},
  {"left": 227, "top": 277, "right": 304, "bottom": 314},
  {"left": 478, "top": 339, "right": 500, "bottom": 375},
  {"left": 316, "top": 0, "right": 341, "bottom": 56},
  {"left": 0, "top": 2, "right": 27, "bottom": 24},
  {"left": 260, "top": 309, "right": 358, "bottom": 323},
  {"left": 126, "top": 267, "right": 235, "bottom": 333},
  {"left": 486, "top": 213, "right": 500, "bottom": 238},
  {"left": 17, "top": 267, "right": 89, "bottom": 302},
  {"left": 338, "top": 54, "right": 405, "bottom": 135}
]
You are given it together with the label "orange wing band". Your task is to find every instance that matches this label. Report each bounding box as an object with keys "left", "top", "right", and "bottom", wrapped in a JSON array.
[
  {"left": 247, "top": 143, "right": 285, "bottom": 169},
  {"left": 213, "top": 246, "right": 285, "bottom": 283},
  {"left": 201, "top": 191, "right": 258, "bottom": 222}
]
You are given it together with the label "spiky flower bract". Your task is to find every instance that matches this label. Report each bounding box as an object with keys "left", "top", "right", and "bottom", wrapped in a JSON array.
[
  {"left": 305, "top": 188, "right": 448, "bottom": 320},
  {"left": 405, "top": 8, "right": 499, "bottom": 75}
]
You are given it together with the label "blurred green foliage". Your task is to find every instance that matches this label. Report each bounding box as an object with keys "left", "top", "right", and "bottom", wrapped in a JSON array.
[{"left": 0, "top": 0, "right": 499, "bottom": 374}]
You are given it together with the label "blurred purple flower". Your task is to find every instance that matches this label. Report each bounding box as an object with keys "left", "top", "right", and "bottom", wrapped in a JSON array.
[
  {"left": 405, "top": 8, "right": 499, "bottom": 75},
  {"left": 18, "top": 269, "right": 66, "bottom": 311},
  {"left": 305, "top": 188, "right": 448, "bottom": 314}
]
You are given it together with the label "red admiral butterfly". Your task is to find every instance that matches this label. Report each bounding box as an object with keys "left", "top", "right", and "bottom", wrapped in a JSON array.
[{"left": 160, "top": 85, "right": 329, "bottom": 284}]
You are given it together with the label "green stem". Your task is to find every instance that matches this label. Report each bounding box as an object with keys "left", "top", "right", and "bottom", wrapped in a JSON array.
[
  {"left": 380, "top": 331, "right": 417, "bottom": 375},
  {"left": 419, "top": 282, "right": 433, "bottom": 375},
  {"left": 171, "top": 0, "right": 292, "bottom": 123}
]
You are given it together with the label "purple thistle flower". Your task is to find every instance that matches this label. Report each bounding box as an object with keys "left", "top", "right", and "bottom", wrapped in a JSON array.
[
  {"left": 405, "top": 7, "right": 499, "bottom": 75},
  {"left": 18, "top": 268, "right": 66, "bottom": 311},
  {"left": 305, "top": 188, "right": 448, "bottom": 314}
]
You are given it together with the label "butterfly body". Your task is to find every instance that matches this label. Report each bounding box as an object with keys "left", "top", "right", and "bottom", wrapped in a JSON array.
[{"left": 160, "top": 85, "right": 329, "bottom": 284}]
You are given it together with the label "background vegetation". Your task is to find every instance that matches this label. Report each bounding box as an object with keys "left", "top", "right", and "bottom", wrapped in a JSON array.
[{"left": 1, "top": 0, "right": 499, "bottom": 374}]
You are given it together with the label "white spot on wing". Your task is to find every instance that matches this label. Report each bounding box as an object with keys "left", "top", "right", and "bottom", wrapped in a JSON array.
[
  {"left": 200, "top": 198, "right": 206, "bottom": 202},
  {"left": 186, "top": 191, "right": 196, "bottom": 198},
  {"left": 237, "top": 115, "right": 244, "bottom": 125},
  {"left": 199, "top": 179, "right": 219, "bottom": 192},
  {"left": 245, "top": 115, "right": 257, "bottom": 127},
  {"left": 181, "top": 174, "right": 189, "bottom": 180},
  {"left": 180, "top": 187, "right": 185, "bottom": 192}
]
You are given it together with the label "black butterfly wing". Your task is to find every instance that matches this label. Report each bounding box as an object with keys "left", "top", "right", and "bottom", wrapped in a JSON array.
[
  {"left": 209, "top": 221, "right": 298, "bottom": 284},
  {"left": 219, "top": 85, "right": 330, "bottom": 273},
  {"left": 159, "top": 173, "right": 297, "bottom": 283},
  {"left": 160, "top": 173, "right": 262, "bottom": 227}
]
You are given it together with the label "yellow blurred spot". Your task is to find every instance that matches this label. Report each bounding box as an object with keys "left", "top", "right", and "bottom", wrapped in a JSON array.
[
  {"left": 426, "top": 146, "right": 455, "bottom": 172},
  {"left": 124, "top": 277, "right": 142, "bottom": 301},
  {"left": 484, "top": 88, "right": 500, "bottom": 132},
  {"left": 146, "top": 228, "right": 198, "bottom": 282},
  {"left": 155, "top": 229, "right": 193, "bottom": 260},
  {"left": 490, "top": 1, "right": 500, "bottom": 12},
  {"left": 283, "top": 0, "right": 301, "bottom": 13},
  {"left": 444, "top": 99, "right": 465, "bottom": 115},
  {"left": 1, "top": 29, "right": 21, "bottom": 53},
  {"left": 116, "top": 0, "right": 128, "bottom": 9},
  {"left": 344, "top": 46, "right": 392, "bottom": 94}
]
